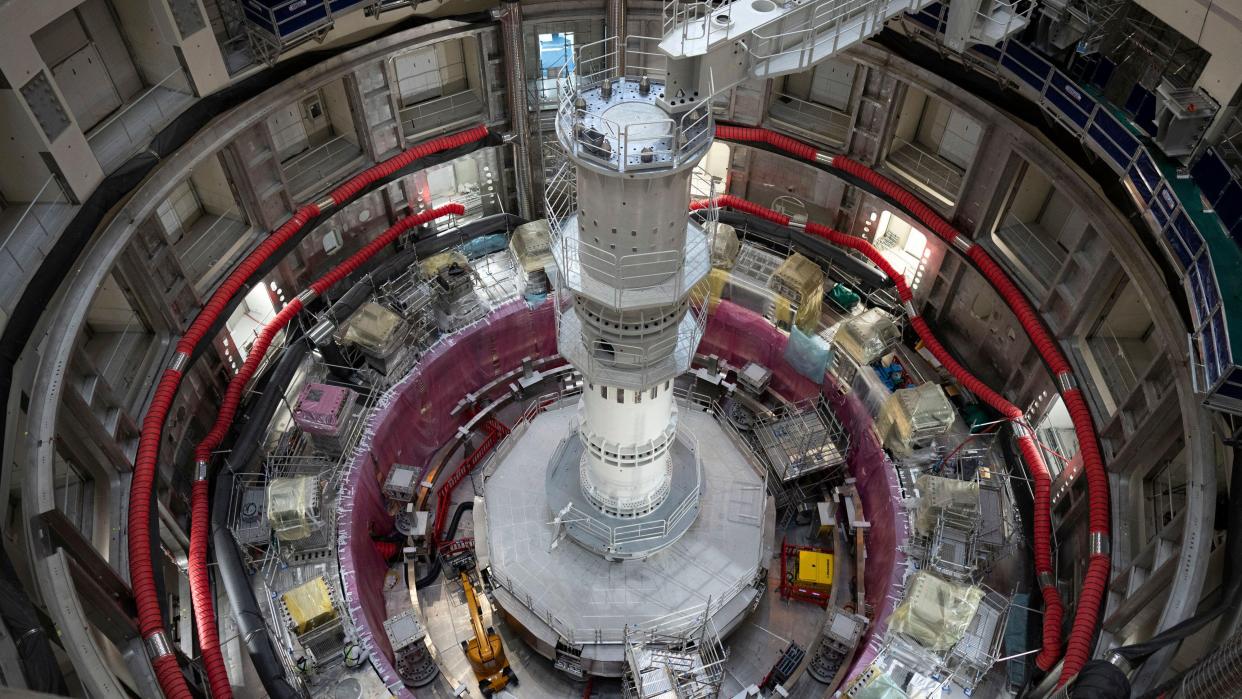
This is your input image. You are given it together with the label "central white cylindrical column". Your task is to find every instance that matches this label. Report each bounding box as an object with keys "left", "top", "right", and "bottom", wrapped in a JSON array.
[{"left": 578, "top": 381, "right": 676, "bottom": 517}]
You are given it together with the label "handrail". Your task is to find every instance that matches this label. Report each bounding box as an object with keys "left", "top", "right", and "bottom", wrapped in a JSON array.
[{"left": 87, "top": 68, "right": 189, "bottom": 140}]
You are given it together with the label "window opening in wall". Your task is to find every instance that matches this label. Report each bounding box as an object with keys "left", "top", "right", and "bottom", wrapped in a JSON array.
[
  {"left": 392, "top": 38, "right": 484, "bottom": 139},
  {"left": 535, "top": 30, "right": 575, "bottom": 104},
  {"left": 268, "top": 81, "right": 365, "bottom": 200},
  {"left": 873, "top": 210, "right": 930, "bottom": 291},
  {"left": 156, "top": 180, "right": 203, "bottom": 243},
  {"left": 990, "top": 162, "right": 1075, "bottom": 297},
  {"left": 226, "top": 284, "right": 279, "bottom": 360},
  {"left": 1143, "top": 448, "right": 1187, "bottom": 543},
  {"left": 1078, "top": 277, "right": 1158, "bottom": 416},
  {"left": 886, "top": 86, "right": 981, "bottom": 204},
  {"left": 53, "top": 446, "right": 94, "bottom": 541},
  {"left": 408, "top": 152, "right": 502, "bottom": 231},
  {"left": 769, "top": 57, "right": 857, "bottom": 147},
  {"left": 84, "top": 273, "right": 158, "bottom": 415},
  {"left": 1034, "top": 394, "right": 1079, "bottom": 479},
  {"left": 172, "top": 154, "right": 253, "bottom": 295}
]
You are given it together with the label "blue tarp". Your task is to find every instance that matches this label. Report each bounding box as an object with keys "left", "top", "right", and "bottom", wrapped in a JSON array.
[
  {"left": 784, "top": 326, "right": 832, "bottom": 384},
  {"left": 459, "top": 233, "right": 508, "bottom": 260}
]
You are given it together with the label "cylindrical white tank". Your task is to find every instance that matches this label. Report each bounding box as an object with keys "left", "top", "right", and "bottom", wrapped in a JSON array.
[{"left": 578, "top": 381, "right": 677, "bottom": 517}]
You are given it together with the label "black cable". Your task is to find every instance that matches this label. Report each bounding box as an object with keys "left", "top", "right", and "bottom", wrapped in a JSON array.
[
  {"left": 415, "top": 500, "right": 475, "bottom": 589},
  {"left": 1117, "top": 444, "right": 1242, "bottom": 667}
]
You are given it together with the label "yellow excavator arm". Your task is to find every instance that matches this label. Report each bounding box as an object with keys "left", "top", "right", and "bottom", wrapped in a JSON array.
[{"left": 461, "top": 572, "right": 496, "bottom": 663}]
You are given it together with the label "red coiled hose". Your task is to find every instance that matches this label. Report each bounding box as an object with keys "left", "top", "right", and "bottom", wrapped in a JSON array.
[
  {"left": 130, "top": 126, "right": 486, "bottom": 699},
  {"left": 184, "top": 204, "right": 462, "bottom": 698},
  {"left": 716, "top": 126, "right": 1110, "bottom": 683},
  {"left": 700, "top": 195, "right": 1065, "bottom": 671}
]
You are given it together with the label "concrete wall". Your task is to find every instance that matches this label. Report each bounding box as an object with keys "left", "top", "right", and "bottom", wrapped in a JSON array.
[
  {"left": 1135, "top": 0, "right": 1242, "bottom": 104},
  {"left": 320, "top": 77, "right": 357, "bottom": 145},
  {"left": 188, "top": 153, "right": 235, "bottom": 216},
  {"left": 0, "top": 0, "right": 106, "bottom": 200}
]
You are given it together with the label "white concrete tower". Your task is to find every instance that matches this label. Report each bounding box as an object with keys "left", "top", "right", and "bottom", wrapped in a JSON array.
[{"left": 545, "top": 39, "right": 713, "bottom": 552}]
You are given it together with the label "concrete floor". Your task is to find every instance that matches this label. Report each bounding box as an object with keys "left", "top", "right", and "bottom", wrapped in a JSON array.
[{"left": 87, "top": 86, "right": 195, "bottom": 174}]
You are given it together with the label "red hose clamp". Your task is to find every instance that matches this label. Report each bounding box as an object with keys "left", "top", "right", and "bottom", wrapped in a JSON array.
[{"left": 144, "top": 629, "right": 174, "bottom": 659}]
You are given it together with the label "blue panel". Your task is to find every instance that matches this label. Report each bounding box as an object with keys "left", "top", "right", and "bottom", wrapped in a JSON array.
[
  {"left": 1198, "top": 255, "right": 1219, "bottom": 317},
  {"left": 1166, "top": 226, "right": 1193, "bottom": 268},
  {"left": 243, "top": 0, "right": 330, "bottom": 38},
  {"left": 328, "top": 0, "right": 363, "bottom": 10},
  {"left": 1001, "top": 54, "right": 1042, "bottom": 89},
  {"left": 1149, "top": 190, "right": 1171, "bottom": 227},
  {"left": 1049, "top": 89, "right": 1091, "bottom": 128},
  {"left": 1204, "top": 322, "right": 1220, "bottom": 386},
  {"left": 1091, "top": 58, "right": 1115, "bottom": 90},
  {"left": 1007, "top": 42, "right": 1052, "bottom": 79},
  {"left": 1173, "top": 211, "right": 1205, "bottom": 260},
  {"left": 974, "top": 44, "right": 1002, "bottom": 61},
  {"left": 1216, "top": 311, "right": 1233, "bottom": 376},
  {"left": 1215, "top": 181, "right": 1242, "bottom": 235},
  {"left": 1094, "top": 113, "right": 1140, "bottom": 159},
  {"left": 1191, "top": 150, "right": 1232, "bottom": 203},
  {"left": 1088, "top": 123, "right": 1129, "bottom": 168},
  {"left": 1123, "top": 85, "right": 1157, "bottom": 135},
  {"left": 1215, "top": 380, "right": 1242, "bottom": 401},
  {"left": 1133, "top": 153, "right": 1160, "bottom": 199}
]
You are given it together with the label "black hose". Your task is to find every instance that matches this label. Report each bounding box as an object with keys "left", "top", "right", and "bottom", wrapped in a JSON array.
[
  {"left": 211, "top": 338, "right": 309, "bottom": 699},
  {"left": 1117, "top": 447, "right": 1242, "bottom": 665},
  {"left": 415, "top": 501, "right": 474, "bottom": 589}
]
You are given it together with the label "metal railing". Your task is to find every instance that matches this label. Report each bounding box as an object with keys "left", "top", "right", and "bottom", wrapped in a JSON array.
[
  {"left": 281, "top": 133, "right": 365, "bottom": 197},
  {"left": 901, "top": 6, "right": 1239, "bottom": 409},
  {"left": 552, "top": 292, "right": 709, "bottom": 390},
  {"left": 746, "top": 0, "right": 925, "bottom": 75},
  {"left": 398, "top": 89, "right": 484, "bottom": 137},
  {"left": 86, "top": 68, "right": 193, "bottom": 165},
  {"left": 555, "top": 36, "right": 715, "bottom": 174},
  {"left": 885, "top": 138, "right": 964, "bottom": 200},
  {"left": 768, "top": 92, "right": 854, "bottom": 146},
  {"left": 0, "top": 175, "right": 73, "bottom": 274},
  {"left": 544, "top": 161, "right": 717, "bottom": 310}
]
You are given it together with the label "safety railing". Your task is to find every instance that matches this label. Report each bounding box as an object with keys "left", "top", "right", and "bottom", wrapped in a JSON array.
[
  {"left": 966, "top": 0, "right": 1033, "bottom": 45},
  {"left": 556, "top": 36, "right": 715, "bottom": 174},
  {"left": 281, "top": 133, "right": 366, "bottom": 198},
  {"left": 0, "top": 175, "right": 73, "bottom": 274},
  {"left": 241, "top": 0, "right": 332, "bottom": 41},
  {"left": 86, "top": 68, "right": 194, "bottom": 170},
  {"left": 904, "top": 5, "right": 1240, "bottom": 412},
  {"left": 553, "top": 293, "right": 709, "bottom": 390},
  {"left": 885, "top": 138, "right": 964, "bottom": 200},
  {"left": 767, "top": 92, "right": 854, "bottom": 146},
  {"left": 398, "top": 89, "right": 485, "bottom": 138}
]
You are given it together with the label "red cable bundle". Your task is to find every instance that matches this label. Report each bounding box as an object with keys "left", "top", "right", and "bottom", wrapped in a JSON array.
[
  {"left": 700, "top": 195, "right": 1065, "bottom": 670},
  {"left": 715, "top": 127, "right": 1111, "bottom": 684},
  {"left": 184, "top": 204, "right": 462, "bottom": 698},
  {"left": 130, "top": 125, "right": 486, "bottom": 698}
]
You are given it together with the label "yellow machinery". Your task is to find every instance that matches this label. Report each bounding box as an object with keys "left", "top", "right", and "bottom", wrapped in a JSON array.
[{"left": 459, "top": 572, "right": 516, "bottom": 696}]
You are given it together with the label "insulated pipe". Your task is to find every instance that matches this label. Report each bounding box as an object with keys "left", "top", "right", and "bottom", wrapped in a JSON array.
[
  {"left": 714, "top": 126, "right": 1111, "bottom": 684},
  {"left": 694, "top": 194, "right": 1065, "bottom": 671},
  {"left": 184, "top": 205, "right": 462, "bottom": 698},
  {"left": 498, "top": 0, "right": 535, "bottom": 220},
  {"left": 129, "top": 126, "right": 486, "bottom": 699}
]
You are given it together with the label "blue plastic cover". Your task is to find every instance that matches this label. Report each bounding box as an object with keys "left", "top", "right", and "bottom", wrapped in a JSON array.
[
  {"left": 459, "top": 233, "right": 508, "bottom": 260},
  {"left": 785, "top": 326, "right": 832, "bottom": 384}
]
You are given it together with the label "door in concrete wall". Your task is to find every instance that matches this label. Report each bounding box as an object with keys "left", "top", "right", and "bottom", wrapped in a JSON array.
[{"left": 52, "top": 44, "right": 122, "bottom": 132}]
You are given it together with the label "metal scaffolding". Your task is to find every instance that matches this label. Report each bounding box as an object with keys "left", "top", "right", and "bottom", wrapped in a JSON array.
[
  {"left": 623, "top": 613, "right": 727, "bottom": 699},
  {"left": 753, "top": 397, "right": 849, "bottom": 485}
]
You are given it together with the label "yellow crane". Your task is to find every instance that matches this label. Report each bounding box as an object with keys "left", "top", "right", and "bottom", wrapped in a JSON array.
[{"left": 459, "top": 571, "right": 515, "bottom": 696}]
